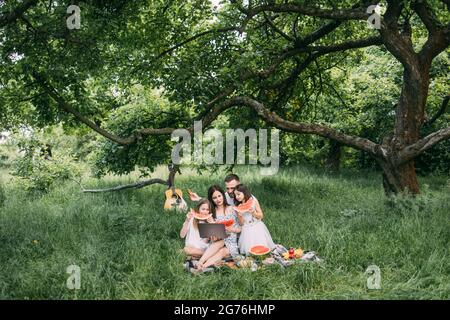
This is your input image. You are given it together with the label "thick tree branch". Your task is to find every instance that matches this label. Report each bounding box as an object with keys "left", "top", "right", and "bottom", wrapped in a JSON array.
[
  {"left": 309, "top": 36, "right": 383, "bottom": 53},
  {"left": 262, "top": 36, "right": 382, "bottom": 76},
  {"left": 34, "top": 73, "right": 385, "bottom": 160},
  {"left": 82, "top": 178, "right": 168, "bottom": 193},
  {"left": 33, "top": 72, "right": 139, "bottom": 145},
  {"left": 196, "top": 34, "right": 382, "bottom": 120},
  {"left": 263, "top": 12, "right": 294, "bottom": 42},
  {"left": 412, "top": 0, "right": 442, "bottom": 33},
  {"left": 131, "top": 26, "right": 240, "bottom": 75},
  {"left": 268, "top": 57, "right": 312, "bottom": 109},
  {"left": 380, "top": 0, "right": 419, "bottom": 70},
  {"left": 399, "top": 126, "right": 450, "bottom": 163},
  {"left": 239, "top": 1, "right": 380, "bottom": 21},
  {"left": 419, "top": 24, "right": 450, "bottom": 66},
  {"left": 34, "top": 31, "right": 382, "bottom": 148},
  {"left": 212, "top": 96, "right": 380, "bottom": 155},
  {"left": 0, "top": 0, "right": 38, "bottom": 28},
  {"left": 412, "top": 1, "right": 450, "bottom": 65},
  {"left": 424, "top": 95, "right": 450, "bottom": 127},
  {"left": 82, "top": 164, "right": 178, "bottom": 194},
  {"left": 153, "top": 26, "right": 238, "bottom": 61},
  {"left": 296, "top": 20, "right": 342, "bottom": 47}
]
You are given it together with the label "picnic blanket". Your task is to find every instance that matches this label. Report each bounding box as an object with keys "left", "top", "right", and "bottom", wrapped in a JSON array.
[
  {"left": 234, "top": 244, "right": 322, "bottom": 269},
  {"left": 185, "top": 244, "right": 322, "bottom": 274}
]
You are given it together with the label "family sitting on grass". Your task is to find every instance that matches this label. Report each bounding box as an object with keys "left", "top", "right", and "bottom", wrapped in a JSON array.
[{"left": 179, "top": 174, "right": 275, "bottom": 273}]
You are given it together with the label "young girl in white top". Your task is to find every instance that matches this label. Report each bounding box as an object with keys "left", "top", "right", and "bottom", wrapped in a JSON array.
[
  {"left": 179, "top": 199, "right": 214, "bottom": 258},
  {"left": 234, "top": 184, "right": 275, "bottom": 255}
]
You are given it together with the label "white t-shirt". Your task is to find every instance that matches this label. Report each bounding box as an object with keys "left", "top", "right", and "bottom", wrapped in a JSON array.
[
  {"left": 185, "top": 218, "right": 209, "bottom": 250},
  {"left": 225, "top": 192, "right": 236, "bottom": 206}
]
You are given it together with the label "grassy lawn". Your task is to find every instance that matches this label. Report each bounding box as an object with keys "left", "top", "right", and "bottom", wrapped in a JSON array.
[{"left": 0, "top": 166, "right": 449, "bottom": 299}]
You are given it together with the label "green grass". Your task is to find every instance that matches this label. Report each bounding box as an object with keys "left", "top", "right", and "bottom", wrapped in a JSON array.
[{"left": 0, "top": 165, "right": 449, "bottom": 299}]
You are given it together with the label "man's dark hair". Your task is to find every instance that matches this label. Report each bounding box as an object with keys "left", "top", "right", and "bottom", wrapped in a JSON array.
[{"left": 224, "top": 174, "right": 240, "bottom": 183}]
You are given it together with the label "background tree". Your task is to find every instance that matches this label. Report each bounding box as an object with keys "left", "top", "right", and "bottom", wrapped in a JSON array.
[{"left": 0, "top": 0, "right": 449, "bottom": 195}]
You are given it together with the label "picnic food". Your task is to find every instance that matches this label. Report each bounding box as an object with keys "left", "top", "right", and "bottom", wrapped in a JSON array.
[
  {"left": 234, "top": 197, "right": 255, "bottom": 213},
  {"left": 217, "top": 219, "right": 234, "bottom": 227},
  {"left": 249, "top": 245, "right": 271, "bottom": 256},
  {"left": 191, "top": 209, "right": 212, "bottom": 221},
  {"left": 282, "top": 247, "right": 303, "bottom": 259},
  {"left": 194, "top": 213, "right": 212, "bottom": 220},
  {"left": 294, "top": 248, "right": 303, "bottom": 258},
  {"left": 237, "top": 257, "right": 254, "bottom": 268},
  {"left": 289, "top": 247, "right": 295, "bottom": 259}
]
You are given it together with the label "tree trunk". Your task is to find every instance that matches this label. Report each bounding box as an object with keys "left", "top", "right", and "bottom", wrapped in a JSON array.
[
  {"left": 382, "top": 64, "right": 430, "bottom": 195},
  {"left": 325, "top": 140, "right": 341, "bottom": 173},
  {"left": 380, "top": 159, "right": 420, "bottom": 195}
]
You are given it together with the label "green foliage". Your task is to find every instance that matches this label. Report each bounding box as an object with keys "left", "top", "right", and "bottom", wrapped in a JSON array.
[
  {"left": 10, "top": 135, "right": 81, "bottom": 193},
  {"left": 0, "top": 149, "right": 10, "bottom": 168},
  {"left": 91, "top": 88, "right": 192, "bottom": 177},
  {"left": 0, "top": 137, "right": 17, "bottom": 169},
  {"left": 385, "top": 185, "right": 435, "bottom": 214},
  {"left": 0, "top": 183, "right": 5, "bottom": 207},
  {"left": 279, "top": 46, "right": 449, "bottom": 173},
  {"left": 0, "top": 0, "right": 448, "bottom": 178}
]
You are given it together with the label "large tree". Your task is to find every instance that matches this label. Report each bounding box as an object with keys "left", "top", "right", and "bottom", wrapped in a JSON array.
[{"left": 1, "top": 0, "right": 449, "bottom": 194}]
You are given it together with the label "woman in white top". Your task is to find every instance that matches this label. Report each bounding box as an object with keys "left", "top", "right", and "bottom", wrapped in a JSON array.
[{"left": 179, "top": 199, "right": 214, "bottom": 258}]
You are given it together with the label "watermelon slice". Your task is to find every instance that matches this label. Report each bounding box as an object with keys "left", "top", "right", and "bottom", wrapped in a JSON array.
[
  {"left": 217, "top": 219, "right": 234, "bottom": 227},
  {"left": 192, "top": 209, "right": 212, "bottom": 221},
  {"left": 249, "top": 245, "right": 271, "bottom": 256},
  {"left": 234, "top": 197, "right": 255, "bottom": 213}
]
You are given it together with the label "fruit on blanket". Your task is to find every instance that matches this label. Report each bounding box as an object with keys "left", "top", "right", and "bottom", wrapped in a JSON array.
[
  {"left": 217, "top": 219, "right": 234, "bottom": 227},
  {"left": 294, "top": 248, "right": 303, "bottom": 258},
  {"left": 234, "top": 198, "right": 255, "bottom": 213},
  {"left": 282, "top": 248, "right": 303, "bottom": 259},
  {"left": 237, "top": 257, "right": 254, "bottom": 268},
  {"left": 249, "top": 245, "right": 271, "bottom": 256}
]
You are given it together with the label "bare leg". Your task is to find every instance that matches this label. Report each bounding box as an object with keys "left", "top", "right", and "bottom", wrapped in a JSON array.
[
  {"left": 202, "top": 247, "right": 230, "bottom": 269},
  {"left": 184, "top": 246, "right": 204, "bottom": 258},
  {"left": 197, "top": 240, "right": 224, "bottom": 269}
]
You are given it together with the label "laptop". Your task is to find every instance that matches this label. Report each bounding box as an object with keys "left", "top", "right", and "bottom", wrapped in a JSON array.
[{"left": 198, "top": 223, "right": 227, "bottom": 239}]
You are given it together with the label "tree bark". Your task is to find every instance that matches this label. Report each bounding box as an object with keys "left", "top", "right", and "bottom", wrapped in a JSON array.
[
  {"left": 325, "top": 140, "right": 341, "bottom": 173},
  {"left": 381, "top": 62, "right": 431, "bottom": 195},
  {"left": 379, "top": 159, "right": 420, "bottom": 195}
]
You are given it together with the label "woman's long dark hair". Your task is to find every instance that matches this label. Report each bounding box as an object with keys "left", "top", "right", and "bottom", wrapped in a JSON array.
[
  {"left": 207, "top": 185, "right": 229, "bottom": 219},
  {"left": 234, "top": 184, "right": 252, "bottom": 204}
]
